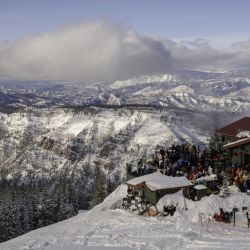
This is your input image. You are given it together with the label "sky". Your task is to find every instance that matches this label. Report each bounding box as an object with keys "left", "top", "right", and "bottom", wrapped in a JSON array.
[
  {"left": 0, "top": 0, "right": 250, "bottom": 81},
  {"left": 1, "top": 0, "right": 250, "bottom": 43}
]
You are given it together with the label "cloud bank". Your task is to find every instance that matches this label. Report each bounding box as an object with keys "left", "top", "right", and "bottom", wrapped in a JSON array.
[
  {"left": 0, "top": 20, "right": 250, "bottom": 81},
  {"left": 0, "top": 21, "right": 172, "bottom": 81},
  {"left": 162, "top": 38, "right": 250, "bottom": 73}
]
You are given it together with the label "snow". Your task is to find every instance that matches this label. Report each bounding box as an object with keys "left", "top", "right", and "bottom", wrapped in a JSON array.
[
  {"left": 2, "top": 186, "right": 250, "bottom": 250},
  {"left": 195, "top": 175, "right": 217, "bottom": 182},
  {"left": 224, "top": 137, "right": 250, "bottom": 148},
  {"left": 111, "top": 74, "right": 177, "bottom": 88},
  {"left": 130, "top": 116, "right": 177, "bottom": 147},
  {"left": 54, "top": 114, "right": 92, "bottom": 138},
  {"left": 194, "top": 184, "right": 207, "bottom": 190},
  {"left": 127, "top": 172, "right": 193, "bottom": 191},
  {"left": 157, "top": 191, "right": 250, "bottom": 223},
  {"left": 237, "top": 130, "right": 250, "bottom": 138},
  {"left": 167, "top": 85, "right": 194, "bottom": 94},
  {"left": 0, "top": 107, "right": 212, "bottom": 184},
  {"left": 1, "top": 70, "right": 250, "bottom": 113},
  {"left": 1, "top": 72, "right": 250, "bottom": 249}
]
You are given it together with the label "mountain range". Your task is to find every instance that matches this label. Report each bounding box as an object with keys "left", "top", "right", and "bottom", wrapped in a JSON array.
[
  {"left": 0, "top": 70, "right": 250, "bottom": 112},
  {"left": 0, "top": 70, "right": 249, "bottom": 207}
]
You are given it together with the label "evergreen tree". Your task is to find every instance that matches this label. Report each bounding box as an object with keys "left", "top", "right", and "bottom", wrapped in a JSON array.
[
  {"left": 107, "top": 178, "right": 116, "bottom": 194},
  {"left": 35, "top": 180, "right": 57, "bottom": 228},
  {"left": 90, "top": 165, "right": 107, "bottom": 208},
  {"left": 56, "top": 176, "right": 77, "bottom": 221}
]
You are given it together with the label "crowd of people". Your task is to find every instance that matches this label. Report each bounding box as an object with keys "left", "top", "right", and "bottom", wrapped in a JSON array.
[{"left": 127, "top": 143, "right": 250, "bottom": 193}]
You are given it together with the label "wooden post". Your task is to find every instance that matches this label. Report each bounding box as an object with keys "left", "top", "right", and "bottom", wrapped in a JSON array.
[
  {"left": 246, "top": 212, "right": 250, "bottom": 228},
  {"left": 232, "top": 207, "right": 238, "bottom": 227},
  {"left": 154, "top": 205, "right": 159, "bottom": 214},
  {"left": 233, "top": 209, "right": 235, "bottom": 226}
]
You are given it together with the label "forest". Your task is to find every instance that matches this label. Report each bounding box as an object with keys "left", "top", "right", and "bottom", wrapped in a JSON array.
[{"left": 0, "top": 165, "right": 116, "bottom": 242}]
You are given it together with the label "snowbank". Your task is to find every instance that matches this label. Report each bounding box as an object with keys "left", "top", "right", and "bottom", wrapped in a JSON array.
[
  {"left": 2, "top": 185, "right": 250, "bottom": 250},
  {"left": 92, "top": 184, "right": 128, "bottom": 211},
  {"left": 157, "top": 191, "right": 250, "bottom": 222}
]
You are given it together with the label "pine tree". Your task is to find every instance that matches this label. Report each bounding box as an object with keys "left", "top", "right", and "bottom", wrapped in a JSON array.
[
  {"left": 89, "top": 165, "right": 107, "bottom": 208},
  {"left": 107, "top": 178, "right": 116, "bottom": 194},
  {"left": 35, "top": 179, "right": 57, "bottom": 228},
  {"left": 56, "top": 176, "right": 77, "bottom": 221}
]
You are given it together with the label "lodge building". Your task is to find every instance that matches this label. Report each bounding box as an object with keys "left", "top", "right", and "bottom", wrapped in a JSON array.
[{"left": 215, "top": 116, "right": 250, "bottom": 166}]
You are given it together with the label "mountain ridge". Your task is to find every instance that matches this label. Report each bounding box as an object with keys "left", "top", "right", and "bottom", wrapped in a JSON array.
[{"left": 0, "top": 70, "right": 250, "bottom": 113}]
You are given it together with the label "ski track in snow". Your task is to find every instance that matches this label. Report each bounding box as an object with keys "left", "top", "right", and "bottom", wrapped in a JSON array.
[
  {"left": 3, "top": 210, "right": 250, "bottom": 250},
  {"left": 2, "top": 186, "right": 250, "bottom": 250}
]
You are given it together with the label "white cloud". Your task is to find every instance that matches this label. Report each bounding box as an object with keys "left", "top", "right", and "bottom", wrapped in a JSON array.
[
  {"left": 0, "top": 20, "right": 250, "bottom": 82},
  {"left": 162, "top": 38, "right": 250, "bottom": 73},
  {"left": 0, "top": 20, "right": 173, "bottom": 81}
]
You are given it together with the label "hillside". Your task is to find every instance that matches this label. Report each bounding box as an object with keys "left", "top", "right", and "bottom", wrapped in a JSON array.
[
  {"left": 0, "top": 70, "right": 250, "bottom": 243},
  {"left": 2, "top": 185, "right": 250, "bottom": 250},
  {"left": 0, "top": 71, "right": 248, "bottom": 212},
  {"left": 0, "top": 71, "right": 250, "bottom": 113},
  {"left": 0, "top": 106, "right": 240, "bottom": 185}
]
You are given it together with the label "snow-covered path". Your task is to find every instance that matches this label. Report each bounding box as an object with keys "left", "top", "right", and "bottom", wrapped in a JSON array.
[
  {"left": 2, "top": 185, "right": 250, "bottom": 250},
  {"left": 2, "top": 208, "right": 250, "bottom": 250}
]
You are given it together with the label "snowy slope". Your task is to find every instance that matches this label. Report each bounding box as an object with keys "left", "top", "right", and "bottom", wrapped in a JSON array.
[
  {"left": 1, "top": 70, "right": 250, "bottom": 113},
  {"left": 2, "top": 185, "right": 250, "bottom": 250},
  {"left": 0, "top": 106, "right": 243, "bottom": 185},
  {"left": 1, "top": 70, "right": 250, "bottom": 248}
]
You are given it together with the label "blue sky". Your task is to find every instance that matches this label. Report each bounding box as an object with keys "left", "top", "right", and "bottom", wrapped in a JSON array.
[
  {"left": 0, "top": 0, "right": 249, "bottom": 43},
  {"left": 0, "top": 0, "right": 250, "bottom": 81}
]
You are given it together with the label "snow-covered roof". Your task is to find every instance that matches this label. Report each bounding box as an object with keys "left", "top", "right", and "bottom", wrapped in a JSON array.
[
  {"left": 127, "top": 172, "right": 193, "bottom": 191},
  {"left": 237, "top": 130, "right": 250, "bottom": 138},
  {"left": 216, "top": 117, "right": 250, "bottom": 137},
  {"left": 223, "top": 137, "right": 250, "bottom": 149}
]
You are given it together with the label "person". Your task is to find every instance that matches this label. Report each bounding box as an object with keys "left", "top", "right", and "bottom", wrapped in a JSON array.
[
  {"left": 214, "top": 212, "right": 222, "bottom": 222},
  {"left": 214, "top": 208, "right": 225, "bottom": 222},
  {"left": 236, "top": 167, "right": 243, "bottom": 178},
  {"left": 208, "top": 165, "right": 213, "bottom": 175},
  {"left": 219, "top": 208, "right": 225, "bottom": 221},
  {"left": 191, "top": 170, "right": 197, "bottom": 180},
  {"left": 233, "top": 176, "right": 239, "bottom": 187},
  {"left": 217, "top": 171, "right": 224, "bottom": 185},
  {"left": 241, "top": 172, "right": 250, "bottom": 192}
]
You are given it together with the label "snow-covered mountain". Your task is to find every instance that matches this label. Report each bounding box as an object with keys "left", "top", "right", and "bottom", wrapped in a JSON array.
[
  {"left": 1, "top": 70, "right": 250, "bottom": 112},
  {"left": 0, "top": 107, "right": 224, "bottom": 183},
  {"left": 0, "top": 70, "right": 249, "bottom": 206},
  {"left": 0, "top": 70, "right": 250, "bottom": 244},
  {"left": 109, "top": 71, "right": 250, "bottom": 112}
]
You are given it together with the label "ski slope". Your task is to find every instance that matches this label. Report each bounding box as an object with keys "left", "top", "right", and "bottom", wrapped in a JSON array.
[{"left": 2, "top": 185, "right": 250, "bottom": 250}]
